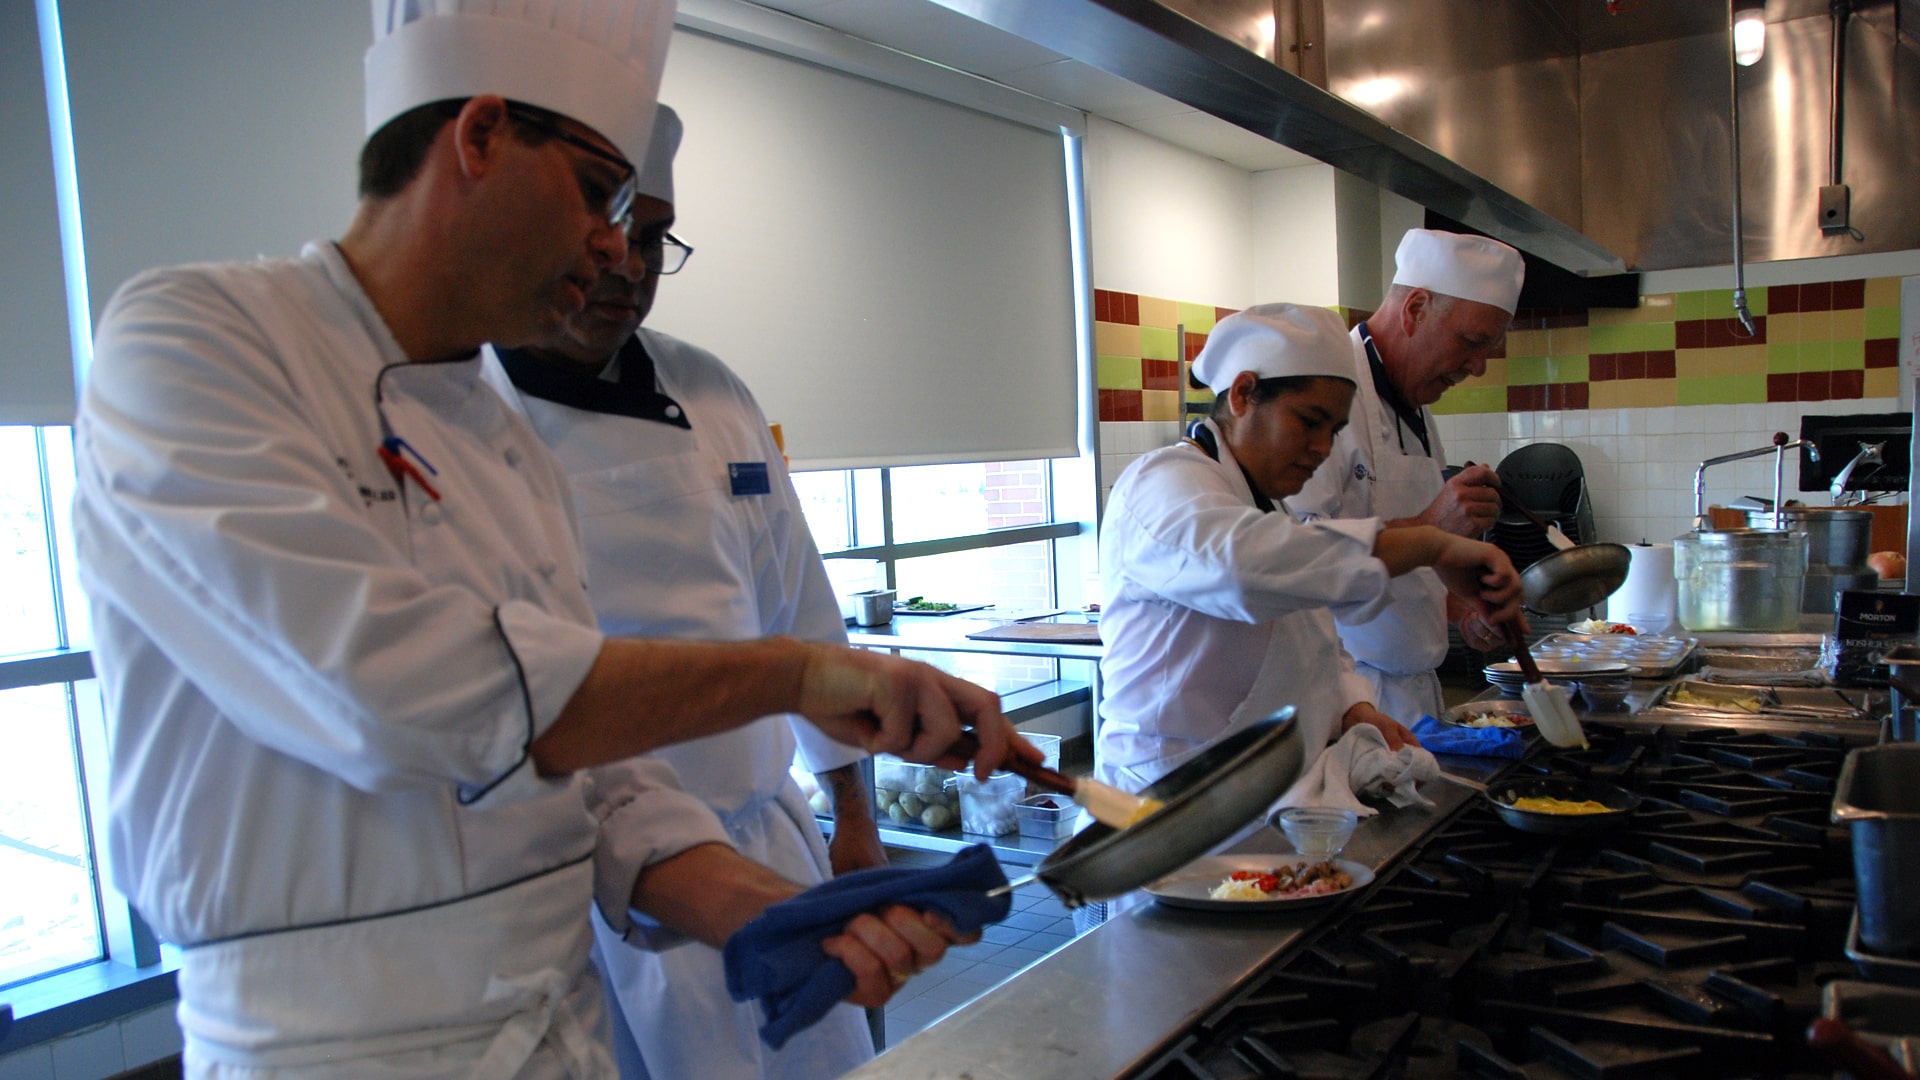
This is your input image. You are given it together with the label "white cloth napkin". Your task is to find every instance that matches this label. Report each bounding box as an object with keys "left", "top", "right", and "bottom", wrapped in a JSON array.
[{"left": 1274, "top": 725, "right": 1439, "bottom": 817}]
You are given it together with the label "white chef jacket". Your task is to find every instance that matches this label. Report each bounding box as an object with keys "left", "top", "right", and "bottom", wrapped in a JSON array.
[
  {"left": 485, "top": 328, "right": 873, "bottom": 1080},
  {"left": 73, "top": 243, "right": 728, "bottom": 1080},
  {"left": 1289, "top": 326, "right": 1453, "bottom": 725},
  {"left": 1095, "top": 420, "right": 1391, "bottom": 790}
]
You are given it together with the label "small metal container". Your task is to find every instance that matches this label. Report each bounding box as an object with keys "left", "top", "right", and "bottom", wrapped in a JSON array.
[
  {"left": 850, "top": 588, "right": 896, "bottom": 626},
  {"left": 1833, "top": 744, "right": 1920, "bottom": 957}
]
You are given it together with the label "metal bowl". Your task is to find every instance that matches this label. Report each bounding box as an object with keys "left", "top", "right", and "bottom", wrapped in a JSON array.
[
  {"left": 1487, "top": 775, "right": 1640, "bottom": 837},
  {"left": 1032, "top": 710, "right": 1305, "bottom": 906}
]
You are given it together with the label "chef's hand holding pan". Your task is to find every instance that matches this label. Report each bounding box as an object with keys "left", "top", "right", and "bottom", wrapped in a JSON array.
[
  {"left": 1419, "top": 531, "right": 1526, "bottom": 631},
  {"left": 1417, "top": 462, "right": 1500, "bottom": 537},
  {"left": 1340, "top": 701, "right": 1419, "bottom": 750},
  {"left": 795, "top": 643, "right": 1043, "bottom": 780}
]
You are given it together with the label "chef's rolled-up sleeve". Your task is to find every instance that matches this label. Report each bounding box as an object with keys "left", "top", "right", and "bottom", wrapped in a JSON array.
[{"left": 586, "top": 756, "right": 733, "bottom": 945}]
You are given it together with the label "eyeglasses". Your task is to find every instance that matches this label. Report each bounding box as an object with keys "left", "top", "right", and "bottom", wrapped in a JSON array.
[
  {"left": 632, "top": 231, "right": 694, "bottom": 275},
  {"left": 504, "top": 103, "right": 638, "bottom": 233}
]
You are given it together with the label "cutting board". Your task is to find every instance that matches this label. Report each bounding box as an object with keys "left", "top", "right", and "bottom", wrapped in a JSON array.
[{"left": 965, "top": 622, "right": 1102, "bottom": 645}]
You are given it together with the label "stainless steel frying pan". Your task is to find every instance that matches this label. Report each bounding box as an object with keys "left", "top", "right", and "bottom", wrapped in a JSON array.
[{"left": 1010, "top": 710, "right": 1306, "bottom": 907}]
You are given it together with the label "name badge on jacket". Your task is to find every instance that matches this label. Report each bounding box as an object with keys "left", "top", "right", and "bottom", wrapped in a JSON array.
[{"left": 729, "top": 462, "right": 771, "bottom": 496}]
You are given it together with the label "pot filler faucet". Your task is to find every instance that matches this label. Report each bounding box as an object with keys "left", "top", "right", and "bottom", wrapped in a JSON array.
[
  {"left": 1693, "top": 431, "right": 1820, "bottom": 531},
  {"left": 1829, "top": 441, "right": 1886, "bottom": 505}
]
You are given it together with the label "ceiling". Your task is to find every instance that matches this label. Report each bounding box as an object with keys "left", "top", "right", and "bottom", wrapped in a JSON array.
[{"left": 741, "top": 0, "right": 1318, "bottom": 171}]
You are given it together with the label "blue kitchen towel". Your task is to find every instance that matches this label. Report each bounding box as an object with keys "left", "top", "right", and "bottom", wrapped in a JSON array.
[
  {"left": 723, "top": 843, "right": 1012, "bottom": 1049},
  {"left": 1411, "top": 714, "right": 1525, "bottom": 759}
]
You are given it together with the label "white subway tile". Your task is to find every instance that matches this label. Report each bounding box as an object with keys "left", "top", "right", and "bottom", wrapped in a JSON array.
[
  {"left": 49, "top": 1026, "right": 122, "bottom": 1080},
  {"left": 1647, "top": 409, "right": 1674, "bottom": 435},
  {"left": 0, "top": 1046, "right": 56, "bottom": 1080},
  {"left": 119, "top": 1005, "right": 183, "bottom": 1067}
]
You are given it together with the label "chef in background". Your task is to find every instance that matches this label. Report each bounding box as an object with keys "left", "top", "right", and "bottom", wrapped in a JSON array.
[
  {"left": 487, "top": 103, "right": 883, "bottom": 1080},
  {"left": 1096, "top": 303, "right": 1526, "bottom": 795},
  {"left": 1290, "top": 229, "right": 1526, "bottom": 725},
  {"left": 71, "top": 2, "right": 1027, "bottom": 1076}
]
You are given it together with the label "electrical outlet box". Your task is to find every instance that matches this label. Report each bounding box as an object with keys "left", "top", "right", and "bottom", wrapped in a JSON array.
[{"left": 1820, "top": 184, "right": 1852, "bottom": 234}]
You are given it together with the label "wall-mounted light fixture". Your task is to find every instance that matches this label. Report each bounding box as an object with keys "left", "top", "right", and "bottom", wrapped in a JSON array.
[{"left": 1734, "top": 5, "right": 1767, "bottom": 66}]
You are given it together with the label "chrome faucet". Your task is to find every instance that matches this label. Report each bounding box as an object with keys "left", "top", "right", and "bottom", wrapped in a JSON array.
[
  {"left": 1829, "top": 441, "right": 1886, "bottom": 504},
  {"left": 1693, "top": 431, "right": 1820, "bottom": 530}
]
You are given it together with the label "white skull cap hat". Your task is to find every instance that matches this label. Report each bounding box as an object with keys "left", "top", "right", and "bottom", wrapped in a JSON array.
[
  {"left": 1391, "top": 228, "right": 1527, "bottom": 315},
  {"left": 364, "top": 0, "right": 676, "bottom": 167},
  {"left": 1191, "top": 303, "right": 1356, "bottom": 391},
  {"left": 635, "top": 103, "right": 681, "bottom": 204}
]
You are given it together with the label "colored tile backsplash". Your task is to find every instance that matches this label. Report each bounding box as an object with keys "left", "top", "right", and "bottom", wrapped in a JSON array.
[{"left": 1091, "top": 277, "right": 1904, "bottom": 422}]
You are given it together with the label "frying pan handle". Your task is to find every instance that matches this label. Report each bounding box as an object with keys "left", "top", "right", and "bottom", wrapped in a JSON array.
[
  {"left": 949, "top": 731, "right": 1078, "bottom": 796},
  {"left": 1807, "top": 1018, "right": 1917, "bottom": 1080}
]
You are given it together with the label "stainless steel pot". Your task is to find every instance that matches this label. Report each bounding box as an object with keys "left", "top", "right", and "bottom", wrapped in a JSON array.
[
  {"left": 1833, "top": 744, "right": 1920, "bottom": 957},
  {"left": 1026, "top": 710, "right": 1305, "bottom": 906},
  {"left": 1519, "top": 542, "right": 1632, "bottom": 615},
  {"left": 1743, "top": 508, "right": 1875, "bottom": 613}
]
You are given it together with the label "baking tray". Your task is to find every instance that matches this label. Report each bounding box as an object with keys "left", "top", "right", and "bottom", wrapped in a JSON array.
[
  {"left": 1646, "top": 679, "right": 1777, "bottom": 715},
  {"left": 1536, "top": 632, "right": 1698, "bottom": 679}
]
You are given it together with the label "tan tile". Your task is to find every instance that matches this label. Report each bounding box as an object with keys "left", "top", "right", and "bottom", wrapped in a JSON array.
[
  {"left": 1095, "top": 321, "right": 1141, "bottom": 358},
  {"left": 1138, "top": 295, "right": 1179, "bottom": 330},
  {"left": 1634, "top": 381, "right": 1677, "bottom": 407},
  {"left": 1506, "top": 329, "right": 1550, "bottom": 358},
  {"left": 1638, "top": 293, "right": 1677, "bottom": 321},
  {"left": 1470, "top": 357, "right": 1509, "bottom": 386},
  {"left": 1767, "top": 311, "right": 1801, "bottom": 344},
  {"left": 1589, "top": 382, "right": 1634, "bottom": 410},
  {"left": 1676, "top": 351, "right": 1713, "bottom": 379},
  {"left": 1866, "top": 276, "right": 1901, "bottom": 308},
  {"left": 1548, "top": 325, "right": 1590, "bottom": 356},
  {"left": 1865, "top": 367, "right": 1900, "bottom": 398},
  {"left": 1141, "top": 389, "right": 1181, "bottom": 422},
  {"left": 1830, "top": 307, "right": 1866, "bottom": 342}
]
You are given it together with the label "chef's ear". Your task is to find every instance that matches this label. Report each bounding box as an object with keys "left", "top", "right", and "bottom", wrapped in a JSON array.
[
  {"left": 1227, "top": 371, "right": 1260, "bottom": 417},
  {"left": 450, "top": 95, "right": 514, "bottom": 181},
  {"left": 1398, "top": 287, "right": 1433, "bottom": 336}
]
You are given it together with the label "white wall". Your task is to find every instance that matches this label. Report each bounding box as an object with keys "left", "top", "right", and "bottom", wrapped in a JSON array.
[
  {"left": 1084, "top": 116, "right": 1255, "bottom": 309},
  {"left": 1250, "top": 164, "right": 1339, "bottom": 307}
]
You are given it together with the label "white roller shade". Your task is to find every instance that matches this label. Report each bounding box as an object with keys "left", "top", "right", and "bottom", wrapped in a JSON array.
[
  {"left": 3, "top": 2, "right": 75, "bottom": 426},
  {"left": 59, "top": 1, "right": 366, "bottom": 331},
  {"left": 649, "top": 30, "right": 1079, "bottom": 470}
]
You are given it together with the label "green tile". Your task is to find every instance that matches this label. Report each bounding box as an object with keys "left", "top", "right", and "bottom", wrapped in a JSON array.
[
  {"left": 1833, "top": 339, "right": 1865, "bottom": 369},
  {"left": 1678, "top": 374, "right": 1765, "bottom": 405},
  {"left": 1586, "top": 324, "right": 1628, "bottom": 353},
  {"left": 1675, "top": 290, "right": 1708, "bottom": 321},
  {"left": 1430, "top": 385, "right": 1506, "bottom": 415},
  {"left": 1866, "top": 307, "right": 1901, "bottom": 338},
  {"left": 1176, "top": 302, "right": 1217, "bottom": 335},
  {"left": 1547, "top": 356, "right": 1589, "bottom": 383},
  {"left": 1801, "top": 340, "right": 1834, "bottom": 371},
  {"left": 1745, "top": 289, "right": 1767, "bottom": 316},
  {"left": 1640, "top": 322, "right": 1677, "bottom": 351},
  {"left": 1507, "top": 356, "right": 1549, "bottom": 384},
  {"left": 1096, "top": 355, "right": 1143, "bottom": 390},
  {"left": 1139, "top": 326, "right": 1178, "bottom": 362},
  {"left": 1675, "top": 377, "right": 1716, "bottom": 406},
  {"left": 1699, "top": 289, "right": 1736, "bottom": 315},
  {"left": 1766, "top": 342, "right": 1800, "bottom": 372}
]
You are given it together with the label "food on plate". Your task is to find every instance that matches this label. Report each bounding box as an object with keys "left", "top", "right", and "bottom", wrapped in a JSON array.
[
  {"left": 1207, "top": 860, "right": 1353, "bottom": 901},
  {"left": 1870, "top": 551, "right": 1907, "bottom": 580},
  {"left": 1506, "top": 795, "right": 1614, "bottom": 815},
  {"left": 1570, "top": 619, "right": 1639, "bottom": 635},
  {"left": 1669, "top": 688, "right": 1762, "bottom": 712},
  {"left": 1456, "top": 710, "right": 1531, "bottom": 728},
  {"left": 898, "top": 596, "right": 960, "bottom": 612}
]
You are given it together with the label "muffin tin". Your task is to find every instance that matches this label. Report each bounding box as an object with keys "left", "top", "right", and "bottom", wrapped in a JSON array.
[{"left": 1534, "top": 631, "right": 1698, "bottom": 679}]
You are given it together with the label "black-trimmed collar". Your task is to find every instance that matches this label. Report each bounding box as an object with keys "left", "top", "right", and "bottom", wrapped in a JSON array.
[
  {"left": 1357, "top": 321, "right": 1430, "bottom": 456},
  {"left": 495, "top": 334, "right": 691, "bottom": 429}
]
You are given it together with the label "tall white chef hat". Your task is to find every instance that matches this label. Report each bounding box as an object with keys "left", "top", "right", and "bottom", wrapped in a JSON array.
[
  {"left": 635, "top": 103, "right": 681, "bottom": 205},
  {"left": 1191, "top": 303, "right": 1355, "bottom": 391},
  {"left": 364, "top": 0, "right": 676, "bottom": 168},
  {"left": 1392, "top": 229, "right": 1526, "bottom": 315}
]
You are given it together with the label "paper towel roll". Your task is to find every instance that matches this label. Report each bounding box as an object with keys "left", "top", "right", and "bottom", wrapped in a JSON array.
[{"left": 1607, "top": 542, "right": 1680, "bottom": 631}]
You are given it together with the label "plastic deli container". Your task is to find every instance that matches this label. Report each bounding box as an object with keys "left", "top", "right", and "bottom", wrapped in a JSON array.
[
  {"left": 952, "top": 772, "right": 1023, "bottom": 836},
  {"left": 1016, "top": 794, "right": 1079, "bottom": 840},
  {"left": 874, "top": 757, "right": 959, "bottom": 831}
]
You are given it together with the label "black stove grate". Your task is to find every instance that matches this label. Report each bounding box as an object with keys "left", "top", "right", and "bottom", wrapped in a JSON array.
[{"left": 1133, "top": 723, "right": 1866, "bottom": 1080}]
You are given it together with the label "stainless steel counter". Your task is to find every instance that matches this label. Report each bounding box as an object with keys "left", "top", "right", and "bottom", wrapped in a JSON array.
[{"left": 842, "top": 754, "right": 1506, "bottom": 1080}]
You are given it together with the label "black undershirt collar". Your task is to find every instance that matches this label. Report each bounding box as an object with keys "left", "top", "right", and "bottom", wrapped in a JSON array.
[
  {"left": 1357, "top": 321, "right": 1430, "bottom": 456},
  {"left": 1186, "top": 420, "right": 1277, "bottom": 514},
  {"left": 495, "top": 335, "right": 692, "bottom": 429}
]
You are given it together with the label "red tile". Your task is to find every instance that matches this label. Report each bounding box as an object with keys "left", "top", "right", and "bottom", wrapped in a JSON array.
[
  {"left": 1095, "top": 289, "right": 1111, "bottom": 322},
  {"left": 1798, "top": 371, "right": 1830, "bottom": 401},
  {"left": 1745, "top": 315, "right": 1767, "bottom": 344},
  {"left": 1186, "top": 333, "right": 1207, "bottom": 361},
  {"left": 1215, "top": 306, "right": 1237, "bottom": 323},
  {"left": 1116, "top": 389, "right": 1143, "bottom": 421},
  {"left": 1506, "top": 384, "right": 1542, "bottom": 411},
  {"left": 1565, "top": 382, "right": 1589, "bottom": 410},
  {"left": 1866, "top": 338, "right": 1900, "bottom": 368},
  {"left": 1832, "top": 278, "right": 1866, "bottom": 309},
  {"left": 1768, "top": 283, "right": 1800, "bottom": 314},
  {"left": 1619, "top": 351, "right": 1647, "bottom": 380},
  {"left": 1143, "top": 359, "right": 1180, "bottom": 390},
  {"left": 1676, "top": 320, "right": 1705, "bottom": 349},
  {"left": 1097, "top": 388, "right": 1116, "bottom": 422},
  {"left": 1831, "top": 368, "right": 1864, "bottom": 399},
  {"left": 1800, "top": 280, "right": 1833, "bottom": 312},
  {"left": 1646, "top": 350, "right": 1676, "bottom": 379},
  {"left": 1123, "top": 293, "right": 1140, "bottom": 325},
  {"left": 1590, "top": 353, "right": 1618, "bottom": 381},
  {"left": 1704, "top": 319, "right": 1737, "bottom": 348},
  {"left": 1767, "top": 373, "right": 1799, "bottom": 401}
]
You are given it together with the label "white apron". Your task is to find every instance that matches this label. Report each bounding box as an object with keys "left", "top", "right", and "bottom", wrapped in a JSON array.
[{"left": 1336, "top": 331, "right": 1449, "bottom": 724}]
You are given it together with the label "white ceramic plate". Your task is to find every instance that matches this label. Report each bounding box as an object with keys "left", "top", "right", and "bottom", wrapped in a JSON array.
[
  {"left": 1566, "top": 620, "right": 1646, "bottom": 636},
  {"left": 1484, "top": 659, "right": 1630, "bottom": 678},
  {"left": 1144, "top": 854, "right": 1373, "bottom": 912}
]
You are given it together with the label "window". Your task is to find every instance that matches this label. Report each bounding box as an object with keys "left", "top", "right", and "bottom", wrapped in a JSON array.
[{"left": 0, "top": 425, "right": 118, "bottom": 991}]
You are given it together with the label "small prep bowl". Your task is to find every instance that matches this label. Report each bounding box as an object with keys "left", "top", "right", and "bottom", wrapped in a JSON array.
[
  {"left": 1578, "top": 676, "right": 1633, "bottom": 711},
  {"left": 1274, "top": 806, "right": 1359, "bottom": 858}
]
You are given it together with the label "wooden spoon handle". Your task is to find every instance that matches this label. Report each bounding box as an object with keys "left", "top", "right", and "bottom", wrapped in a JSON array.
[
  {"left": 948, "top": 731, "right": 1078, "bottom": 796},
  {"left": 1502, "top": 623, "right": 1546, "bottom": 684}
]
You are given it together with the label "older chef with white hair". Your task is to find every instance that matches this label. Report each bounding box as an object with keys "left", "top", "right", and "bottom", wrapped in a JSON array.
[
  {"left": 1095, "top": 302, "right": 1525, "bottom": 794},
  {"left": 1291, "top": 229, "right": 1528, "bottom": 725}
]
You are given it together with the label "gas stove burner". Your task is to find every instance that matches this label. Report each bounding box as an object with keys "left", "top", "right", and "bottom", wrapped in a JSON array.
[{"left": 1133, "top": 717, "right": 1872, "bottom": 1080}]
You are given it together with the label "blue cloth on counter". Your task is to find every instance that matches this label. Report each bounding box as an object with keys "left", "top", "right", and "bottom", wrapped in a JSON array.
[
  {"left": 1412, "top": 714, "right": 1525, "bottom": 759},
  {"left": 723, "top": 842, "right": 1012, "bottom": 1049}
]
